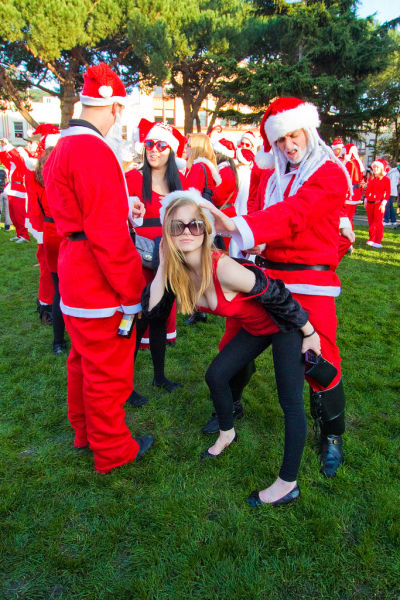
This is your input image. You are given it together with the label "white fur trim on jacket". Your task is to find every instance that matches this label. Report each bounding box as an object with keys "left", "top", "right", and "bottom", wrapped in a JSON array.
[
  {"left": 175, "top": 156, "right": 186, "bottom": 171},
  {"left": 193, "top": 157, "right": 222, "bottom": 186},
  {"left": 159, "top": 187, "right": 216, "bottom": 235},
  {"left": 265, "top": 103, "right": 320, "bottom": 144},
  {"left": 45, "top": 134, "right": 60, "bottom": 149}
]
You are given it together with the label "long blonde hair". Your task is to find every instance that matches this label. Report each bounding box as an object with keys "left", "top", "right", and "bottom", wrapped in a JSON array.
[
  {"left": 163, "top": 197, "right": 214, "bottom": 314},
  {"left": 187, "top": 133, "right": 217, "bottom": 170}
]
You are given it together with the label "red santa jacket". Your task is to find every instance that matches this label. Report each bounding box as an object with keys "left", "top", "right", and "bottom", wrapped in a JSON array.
[
  {"left": 43, "top": 125, "right": 145, "bottom": 318},
  {"left": 345, "top": 158, "right": 363, "bottom": 204},
  {"left": 0, "top": 143, "right": 27, "bottom": 199},
  {"left": 231, "top": 160, "right": 348, "bottom": 297},
  {"left": 126, "top": 169, "right": 188, "bottom": 240},
  {"left": 212, "top": 162, "right": 238, "bottom": 217},
  {"left": 365, "top": 176, "right": 391, "bottom": 205},
  {"left": 186, "top": 158, "right": 222, "bottom": 198}
]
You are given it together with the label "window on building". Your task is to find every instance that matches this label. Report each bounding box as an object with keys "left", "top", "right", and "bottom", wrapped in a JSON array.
[
  {"left": 165, "top": 109, "right": 175, "bottom": 125},
  {"left": 121, "top": 125, "right": 127, "bottom": 140},
  {"left": 44, "top": 96, "right": 52, "bottom": 104},
  {"left": 154, "top": 109, "right": 163, "bottom": 123},
  {"left": 153, "top": 86, "right": 163, "bottom": 97},
  {"left": 14, "top": 122, "right": 24, "bottom": 138},
  {"left": 199, "top": 111, "right": 207, "bottom": 128}
]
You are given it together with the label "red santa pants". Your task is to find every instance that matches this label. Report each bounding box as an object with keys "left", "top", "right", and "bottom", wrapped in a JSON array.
[
  {"left": 8, "top": 194, "right": 30, "bottom": 240},
  {"left": 292, "top": 293, "right": 341, "bottom": 392},
  {"left": 63, "top": 312, "right": 139, "bottom": 473},
  {"left": 37, "top": 244, "right": 54, "bottom": 305},
  {"left": 366, "top": 202, "right": 384, "bottom": 244},
  {"left": 344, "top": 203, "right": 358, "bottom": 225}
]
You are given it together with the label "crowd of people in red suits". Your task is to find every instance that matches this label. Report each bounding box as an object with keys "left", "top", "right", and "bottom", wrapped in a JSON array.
[{"left": 1, "top": 62, "right": 398, "bottom": 505}]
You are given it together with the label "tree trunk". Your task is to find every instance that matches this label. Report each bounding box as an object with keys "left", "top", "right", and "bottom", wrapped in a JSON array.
[
  {"left": 60, "top": 80, "right": 79, "bottom": 128},
  {"left": 373, "top": 121, "right": 380, "bottom": 160},
  {"left": 195, "top": 113, "right": 201, "bottom": 132},
  {"left": 0, "top": 67, "right": 39, "bottom": 128},
  {"left": 207, "top": 97, "right": 227, "bottom": 134}
]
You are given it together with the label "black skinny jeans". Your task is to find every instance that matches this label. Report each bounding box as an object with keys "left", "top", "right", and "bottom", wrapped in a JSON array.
[
  {"left": 50, "top": 272, "right": 65, "bottom": 345},
  {"left": 135, "top": 314, "right": 168, "bottom": 382},
  {"left": 205, "top": 328, "right": 306, "bottom": 482}
]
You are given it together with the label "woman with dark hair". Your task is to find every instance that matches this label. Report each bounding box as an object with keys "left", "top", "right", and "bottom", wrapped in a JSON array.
[
  {"left": 26, "top": 143, "right": 66, "bottom": 353},
  {"left": 142, "top": 189, "right": 321, "bottom": 506},
  {"left": 125, "top": 120, "right": 188, "bottom": 406}
]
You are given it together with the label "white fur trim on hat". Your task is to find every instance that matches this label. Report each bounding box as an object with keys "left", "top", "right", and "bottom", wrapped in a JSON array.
[
  {"left": 265, "top": 102, "right": 320, "bottom": 144},
  {"left": 159, "top": 188, "right": 215, "bottom": 235},
  {"left": 45, "top": 134, "right": 60, "bottom": 149},
  {"left": 213, "top": 139, "right": 235, "bottom": 159},
  {"left": 79, "top": 94, "right": 133, "bottom": 106},
  {"left": 147, "top": 125, "right": 179, "bottom": 154},
  {"left": 255, "top": 148, "right": 275, "bottom": 169}
]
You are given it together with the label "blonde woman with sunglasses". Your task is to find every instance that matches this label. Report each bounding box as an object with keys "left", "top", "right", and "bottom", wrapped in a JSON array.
[{"left": 142, "top": 188, "right": 321, "bottom": 507}]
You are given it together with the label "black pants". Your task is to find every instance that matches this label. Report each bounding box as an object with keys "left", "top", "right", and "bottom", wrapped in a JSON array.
[
  {"left": 50, "top": 272, "right": 65, "bottom": 345},
  {"left": 135, "top": 314, "right": 167, "bottom": 382},
  {"left": 205, "top": 328, "right": 306, "bottom": 482}
]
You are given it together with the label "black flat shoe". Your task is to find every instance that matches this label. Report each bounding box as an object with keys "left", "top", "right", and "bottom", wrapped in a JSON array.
[
  {"left": 136, "top": 435, "right": 154, "bottom": 460},
  {"left": 246, "top": 484, "right": 300, "bottom": 507},
  {"left": 127, "top": 389, "right": 149, "bottom": 407},
  {"left": 200, "top": 433, "right": 238, "bottom": 461},
  {"left": 152, "top": 378, "right": 182, "bottom": 393},
  {"left": 320, "top": 434, "right": 343, "bottom": 478},
  {"left": 202, "top": 403, "right": 244, "bottom": 435}
]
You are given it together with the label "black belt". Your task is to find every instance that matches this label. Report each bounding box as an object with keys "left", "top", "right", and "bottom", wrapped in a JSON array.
[
  {"left": 44, "top": 216, "right": 55, "bottom": 223},
  {"left": 137, "top": 218, "right": 161, "bottom": 228},
  {"left": 13, "top": 181, "right": 24, "bottom": 185},
  {"left": 255, "top": 257, "right": 330, "bottom": 271},
  {"left": 68, "top": 231, "right": 88, "bottom": 241},
  {"left": 367, "top": 200, "right": 380, "bottom": 204},
  {"left": 353, "top": 184, "right": 361, "bottom": 189}
]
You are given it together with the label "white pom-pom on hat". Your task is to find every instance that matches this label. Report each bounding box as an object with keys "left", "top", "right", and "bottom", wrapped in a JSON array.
[
  {"left": 255, "top": 149, "right": 275, "bottom": 169},
  {"left": 98, "top": 85, "right": 113, "bottom": 99}
]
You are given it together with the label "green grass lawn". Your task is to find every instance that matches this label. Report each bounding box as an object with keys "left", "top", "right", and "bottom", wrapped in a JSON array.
[{"left": 1, "top": 221, "right": 399, "bottom": 600}]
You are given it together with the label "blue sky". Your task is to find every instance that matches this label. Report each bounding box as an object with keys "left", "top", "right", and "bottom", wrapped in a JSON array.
[{"left": 354, "top": 0, "right": 398, "bottom": 23}]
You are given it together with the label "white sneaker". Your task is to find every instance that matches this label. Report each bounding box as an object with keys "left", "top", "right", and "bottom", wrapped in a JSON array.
[
  {"left": 9, "top": 236, "right": 19, "bottom": 242},
  {"left": 366, "top": 240, "right": 374, "bottom": 246},
  {"left": 15, "top": 237, "right": 28, "bottom": 243},
  {"left": 372, "top": 242, "right": 382, "bottom": 248},
  {"left": 383, "top": 222, "right": 389, "bottom": 226}
]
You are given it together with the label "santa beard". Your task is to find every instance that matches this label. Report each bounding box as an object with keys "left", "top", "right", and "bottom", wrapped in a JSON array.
[
  {"left": 283, "top": 143, "right": 308, "bottom": 165},
  {"left": 105, "top": 113, "right": 132, "bottom": 162}
]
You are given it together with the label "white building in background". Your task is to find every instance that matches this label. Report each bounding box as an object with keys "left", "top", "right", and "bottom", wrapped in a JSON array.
[{"left": 0, "top": 86, "right": 259, "bottom": 149}]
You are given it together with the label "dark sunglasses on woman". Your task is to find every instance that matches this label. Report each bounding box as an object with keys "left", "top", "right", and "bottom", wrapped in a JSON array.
[
  {"left": 144, "top": 140, "right": 170, "bottom": 152},
  {"left": 170, "top": 219, "right": 206, "bottom": 236}
]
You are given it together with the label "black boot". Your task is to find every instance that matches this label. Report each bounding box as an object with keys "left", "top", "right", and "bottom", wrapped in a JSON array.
[
  {"left": 310, "top": 380, "right": 345, "bottom": 477},
  {"left": 202, "top": 401, "right": 244, "bottom": 434},
  {"left": 184, "top": 310, "right": 207, "bottom": 325},
  {"left": 38, "top": 304, "right": 53, "bottom": 325},
  {"left": 320, "top": 435, "right": 343, "bottom": 478}
]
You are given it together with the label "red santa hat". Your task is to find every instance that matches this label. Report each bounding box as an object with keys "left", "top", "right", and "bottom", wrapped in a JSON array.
[
  {"left": 33, "top": 123, "right": 61, "bottom": 157},
  {"left": 138, "top": 118, "right": 187, "bottom": 170},
  {"left": 240, "top": 130, "right": 256, "bottom": 147},
  {"left": 372, "top": 158, "right": 387, "bottom": 174},
  {"left": 332, "top": 138, "right": 345, "bottom": 149},
  {"left": 79, "top": 63, "right": 130, "bottom": 106},
  {"left": 344, "top": 143, "right": 365, "bottom": 174},
  {"left": 212, "top": 137, "right": 236, "bottom": 159},
  {"left": 255, "top": 97, "right": 320, "bottom": 168}
]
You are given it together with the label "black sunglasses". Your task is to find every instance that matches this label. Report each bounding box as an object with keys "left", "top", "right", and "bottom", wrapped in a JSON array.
[
  {"left": 144, "top": 140, "right": 169, "bottom": 152},
  {"left": 170, "top": 219, "right": 206, "bottom": 236}
]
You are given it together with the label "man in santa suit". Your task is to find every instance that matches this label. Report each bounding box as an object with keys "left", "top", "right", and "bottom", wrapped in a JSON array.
[
  {"left": 203, "top": 97, "right": 354, "bottom": 478},
  {"left": 43, "top": 63, "right": 153, "bottom": 473},
  {"left": 0, "top": 138, "right": 30, "bottom": 242}
]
